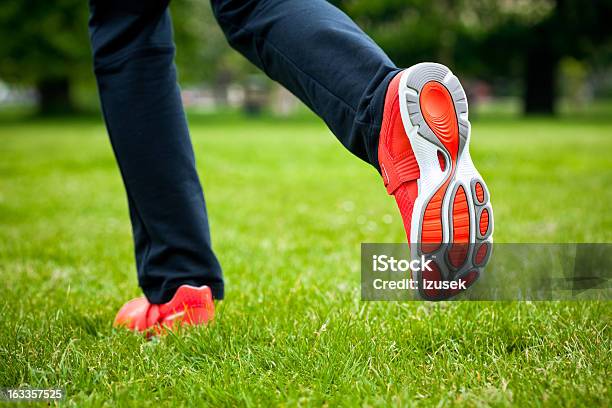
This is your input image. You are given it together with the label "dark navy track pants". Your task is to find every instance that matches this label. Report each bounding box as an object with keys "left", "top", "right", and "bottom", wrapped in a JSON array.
[{"left": 88, "top": 0, "right": 399, "bottom": 303}]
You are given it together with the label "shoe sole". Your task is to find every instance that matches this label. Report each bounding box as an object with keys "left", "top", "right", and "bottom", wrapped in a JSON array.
[{"left": 398, "top": 63, "right": 493, "bottom": 299}]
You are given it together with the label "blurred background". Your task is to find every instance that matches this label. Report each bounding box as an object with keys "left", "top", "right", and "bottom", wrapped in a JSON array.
[{"left": 0, "top": 0, "right": 611, "bottom": 118}]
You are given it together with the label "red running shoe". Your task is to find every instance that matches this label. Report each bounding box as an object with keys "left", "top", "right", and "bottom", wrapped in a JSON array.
[
  {"left": 378, "top": 63, "right": 493, "bottom": 299},
  {"left": 114, "top": 284, "right": 214, "bottom": 333}
]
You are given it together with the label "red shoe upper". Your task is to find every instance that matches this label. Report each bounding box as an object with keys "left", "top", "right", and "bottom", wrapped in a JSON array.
[
  {"left": 378, "top": 71, "right": 420, "bottom": 242},
  {"left": 114, "top": 284, "right": 214, "bottom": 333}
]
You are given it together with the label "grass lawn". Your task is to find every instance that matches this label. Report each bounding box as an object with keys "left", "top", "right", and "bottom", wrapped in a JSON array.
[{"left": 0, "top": 112, "right": 610, "bottom": 406}]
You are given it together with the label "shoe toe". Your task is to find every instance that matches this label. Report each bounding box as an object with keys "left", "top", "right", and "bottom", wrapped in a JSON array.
[{"left": 113, "top": 297, "right": 150, "bottom": 330}]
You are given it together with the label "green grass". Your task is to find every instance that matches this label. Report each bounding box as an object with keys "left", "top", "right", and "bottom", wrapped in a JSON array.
[{"left": 0, "top": 112, "right": 611, "bottom": 406}]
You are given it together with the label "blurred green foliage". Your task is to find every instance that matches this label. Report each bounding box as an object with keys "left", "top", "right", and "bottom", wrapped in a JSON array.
[
  {"left": 0, "top": 0, "right": 90, "bottom": 113},
  {"left": 334, "top": 0, "right": 612, "bottom": 114},
  {"left": 0, "top": 0, "right": 244, "bottom": 113},
  {"left": 0, "top": 0, "right": 610, "bottom": 115}
]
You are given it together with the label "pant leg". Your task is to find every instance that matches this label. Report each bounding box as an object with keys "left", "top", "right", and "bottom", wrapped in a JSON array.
[
  {"left": 88, "top": 0, "right": 223, "bottom": 303},
  {"left": 210, "top": 0, "right": 400, "bottom": 172}
]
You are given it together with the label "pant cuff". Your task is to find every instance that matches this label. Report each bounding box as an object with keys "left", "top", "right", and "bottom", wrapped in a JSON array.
[{"left": 143, "top": 281, "right": 225, "bottom": 304}]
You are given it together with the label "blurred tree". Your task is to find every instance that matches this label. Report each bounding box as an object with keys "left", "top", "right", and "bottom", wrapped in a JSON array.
[
  {"left": 484, "top": 0, "right": 612, "bottom": 114},
  {"left": 335, "top": 0, "right": 612, "bottom": 115},
  {"left": 0, "top": 0, "right": 90, "bottom": 114},
  {"left": 1, "top": 0, "right": 608, "bottom": 115},
  {"left": 0, "top": 0, "right": 244, "bottom": 114}
]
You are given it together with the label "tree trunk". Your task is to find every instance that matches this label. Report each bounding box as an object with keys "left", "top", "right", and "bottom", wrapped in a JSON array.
[
  {"left": 36, "top": 77, "right": 74, "bottom": 115},
  {"left": 523, "top": 0, "right": 566, "bottom": 117},
  {"left": 523, "top": 42, "right": 558, "bottom": 115}
]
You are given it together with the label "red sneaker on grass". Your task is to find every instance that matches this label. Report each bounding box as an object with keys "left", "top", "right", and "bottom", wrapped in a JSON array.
[
  {"left": 378, "top": 63, "right": 493, "bottom": 299},
  {"left": 114, "top": 284, "right": 214, "bottom": 333}
]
